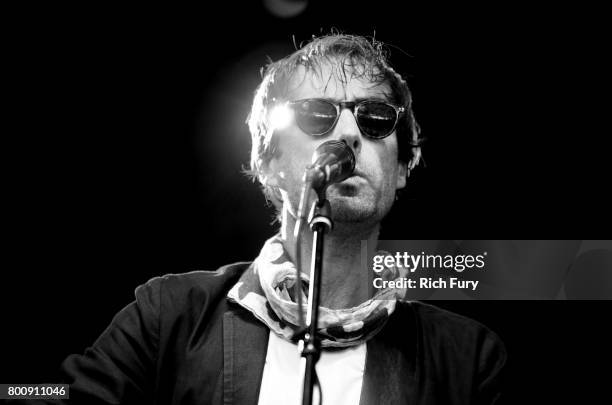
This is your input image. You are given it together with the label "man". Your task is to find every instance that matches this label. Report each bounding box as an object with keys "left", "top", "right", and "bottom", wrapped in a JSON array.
[{"left": 19, "top": 34, "right": 505, "bottom": 404}]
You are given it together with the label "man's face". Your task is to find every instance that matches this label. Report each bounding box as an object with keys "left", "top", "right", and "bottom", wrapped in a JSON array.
[{"left": 265, "top": 62, "right": 406, "bottom": 229}]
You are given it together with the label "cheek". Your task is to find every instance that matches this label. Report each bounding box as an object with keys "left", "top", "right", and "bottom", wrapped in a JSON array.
[
  {"left": 371, "top": 139, "right": 402, "bottom": 194},
  {"left": 369, "top": 138, "right": 400, "bottom": 174},
  {"left": 270, "top": 129, "right": 318, "bottom": 185}
]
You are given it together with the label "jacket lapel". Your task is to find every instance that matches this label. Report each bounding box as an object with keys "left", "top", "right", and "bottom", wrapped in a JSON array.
[
  {"left": 223, "top": 304, "right": 269, "bottom": 405},
  {"left": 360, "top": 303, "right": 418, "bottom": 405}
]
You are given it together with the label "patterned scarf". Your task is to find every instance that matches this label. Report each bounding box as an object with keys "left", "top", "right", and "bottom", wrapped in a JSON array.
[{"left": 227, "top": 234, "right": 408, "bottom": 348}]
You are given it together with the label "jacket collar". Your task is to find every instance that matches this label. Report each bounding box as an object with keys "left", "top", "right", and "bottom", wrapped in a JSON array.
[
  {"left": 223, "top": 303, "right": 269, "bottom": 405},
  {"left": 360, "top": 302, "right": 418, "bottom": 404}
]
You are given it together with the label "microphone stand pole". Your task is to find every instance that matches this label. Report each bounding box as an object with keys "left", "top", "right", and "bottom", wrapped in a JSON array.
[{"left": 299, "top": 195, "right": 332, "bottom": 405}]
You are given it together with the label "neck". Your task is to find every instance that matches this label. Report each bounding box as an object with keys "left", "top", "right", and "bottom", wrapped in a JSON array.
[{"left": 279, "top": 204, "right": 379, "bottom": 309}]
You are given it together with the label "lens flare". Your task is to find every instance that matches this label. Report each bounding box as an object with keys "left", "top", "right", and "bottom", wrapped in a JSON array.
[{"left": 269, "top": 104, "right": 293, "bottom": 131}]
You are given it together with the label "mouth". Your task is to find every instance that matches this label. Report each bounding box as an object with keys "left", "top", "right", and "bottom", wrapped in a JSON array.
[
  {"left": 333, "top": 173, "right": 367, "bottom": 195},
  {"left": 344, "top": 169, "right": 367, "bottom": 182},
  {"left": 343, "top": 174, "right": 364, "bottom": 182}
]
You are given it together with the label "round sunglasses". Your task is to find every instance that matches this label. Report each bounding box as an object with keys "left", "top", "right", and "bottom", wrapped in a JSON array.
[{"left": 288, "top": 98, "right": 405, "bottom": 139}]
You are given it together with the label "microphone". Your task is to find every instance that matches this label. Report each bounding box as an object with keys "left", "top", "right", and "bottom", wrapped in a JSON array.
[
  {"left": 293, "top": 140, "right": 356, "bottom": 238},
  {"left": 305, "top": 140, "right": 356, "bottom": 191}
]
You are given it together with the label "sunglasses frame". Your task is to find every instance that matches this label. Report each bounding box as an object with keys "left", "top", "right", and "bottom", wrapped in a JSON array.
[{"left": 288, "top": 98, "right": 405, "bottom": 139}]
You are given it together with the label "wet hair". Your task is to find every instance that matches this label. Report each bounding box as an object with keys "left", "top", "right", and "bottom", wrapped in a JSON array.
[{"left": 246, "top": 33, "right": 422, "bottom": 204}]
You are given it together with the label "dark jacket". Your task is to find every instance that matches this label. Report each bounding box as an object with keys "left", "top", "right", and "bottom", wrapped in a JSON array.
[{"left": 20, "top": 262, "right": 506, "bottom": 404}]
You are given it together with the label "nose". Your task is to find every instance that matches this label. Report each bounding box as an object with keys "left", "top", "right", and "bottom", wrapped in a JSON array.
[{"left": 333, "top": 108, "right": 362, "bottom": 155}]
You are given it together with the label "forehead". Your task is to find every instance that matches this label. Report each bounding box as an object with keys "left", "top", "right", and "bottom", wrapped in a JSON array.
[{"left": 285, "top": 62, "right": 392, "bottom": 101}]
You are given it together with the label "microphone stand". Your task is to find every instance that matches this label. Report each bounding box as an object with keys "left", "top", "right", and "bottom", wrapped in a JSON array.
[
  {"left": 296, "top": 187, "right": 333, "bottom": 405},
  {"left": 293, "top": 140, "right": 354, "bottom": 405}
]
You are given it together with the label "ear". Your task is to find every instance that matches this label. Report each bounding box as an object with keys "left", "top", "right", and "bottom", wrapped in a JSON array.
[
  {"left": 408, "top": 146, "right": 422, "bottom": 170},
  {"left": 396, "top": 146, "right": 422, "bottom": 189}
]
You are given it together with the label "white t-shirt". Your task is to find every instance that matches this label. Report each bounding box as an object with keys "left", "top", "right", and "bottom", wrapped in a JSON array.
[{"left": 257, "top": 331, "right": 366, "bottom": 405}]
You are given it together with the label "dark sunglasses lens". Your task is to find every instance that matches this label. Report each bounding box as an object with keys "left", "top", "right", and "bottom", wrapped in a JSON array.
[
  {"left": 356, "top": 102, "right": 398, "bottom": 138},
  {"left": 294, "top": 100, "right": 337, "bottom": 136}
]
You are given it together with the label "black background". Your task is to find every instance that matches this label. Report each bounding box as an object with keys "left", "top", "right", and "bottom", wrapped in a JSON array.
[{"left": 1, "top": 2, "right": 610, "bottom": 403}]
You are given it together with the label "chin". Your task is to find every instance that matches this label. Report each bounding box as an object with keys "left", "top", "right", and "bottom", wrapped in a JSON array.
[
  {"left": 329, "top": 197, "right": 381, "bottom": 225},
  {"left": 318, "top": 186, "right": 394, "bottom": 227}
]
